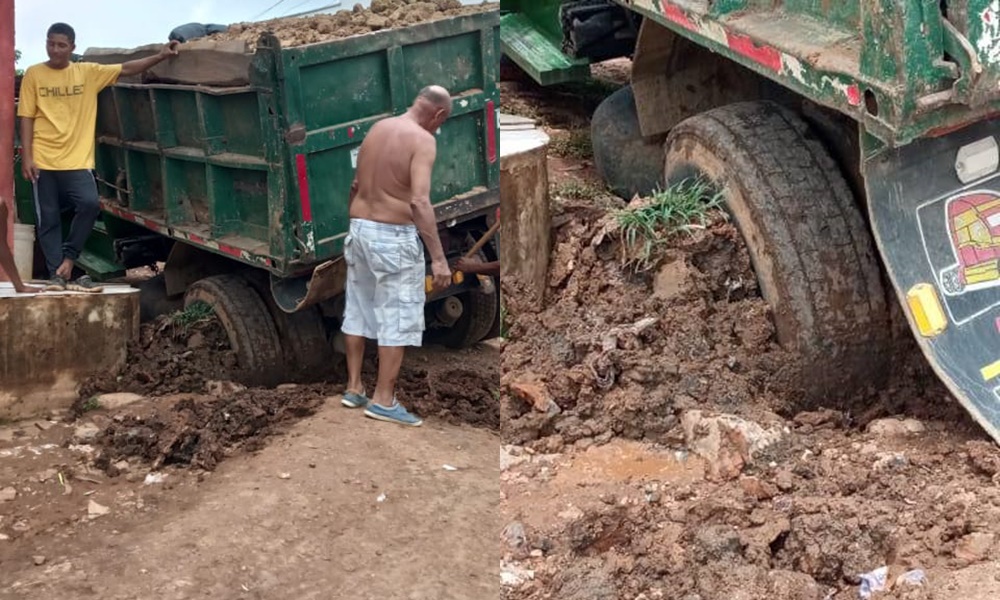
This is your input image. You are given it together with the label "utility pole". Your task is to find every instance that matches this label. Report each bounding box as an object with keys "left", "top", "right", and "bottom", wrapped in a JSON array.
[{"left": 0, "top": 0, "right": 14, "bottom": 282}]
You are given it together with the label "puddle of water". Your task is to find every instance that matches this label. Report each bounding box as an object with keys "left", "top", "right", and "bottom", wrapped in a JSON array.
[{"left": 555, "top": 440, "right": 704, "bottom": 486}]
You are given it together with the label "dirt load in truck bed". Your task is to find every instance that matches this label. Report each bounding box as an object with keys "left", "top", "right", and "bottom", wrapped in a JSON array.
[{"left": 209, "top": 0, "right": 495, "bottom": 49}]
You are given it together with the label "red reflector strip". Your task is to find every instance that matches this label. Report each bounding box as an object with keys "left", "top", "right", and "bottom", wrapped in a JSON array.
[
  {"left": 296, "top": 154, "right": 313, "bottom": 222},
  {"left": 486, "top": 100, "right": 497, "bottom": 164}
]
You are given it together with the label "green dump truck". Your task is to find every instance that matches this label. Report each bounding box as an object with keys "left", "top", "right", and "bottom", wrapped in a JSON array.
[
  {"left": 502, "top": 1, "right": 1000, "bottom": 442},
  {"left": 14, "top": 10, "right": 500, "bottom": 384}
]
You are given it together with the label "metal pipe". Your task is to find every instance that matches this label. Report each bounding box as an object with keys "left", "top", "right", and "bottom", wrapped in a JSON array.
[{"left": 0, "top": 0, "right": 15, "bottom": 283}]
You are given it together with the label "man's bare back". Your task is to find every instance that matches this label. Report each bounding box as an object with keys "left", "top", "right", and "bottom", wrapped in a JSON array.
[{"left": 350, "top": 116, "right": 435, "bottom": 225}]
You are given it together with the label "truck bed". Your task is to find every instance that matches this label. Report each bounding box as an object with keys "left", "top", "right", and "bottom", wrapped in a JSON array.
[{"left": 82, "top": 10, "right": 499, "bottom": 278}]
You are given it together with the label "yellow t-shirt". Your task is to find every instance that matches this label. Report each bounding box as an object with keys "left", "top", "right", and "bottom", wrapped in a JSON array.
[{"left": 17, "top": 62, "right": 123, "bottom": 171}]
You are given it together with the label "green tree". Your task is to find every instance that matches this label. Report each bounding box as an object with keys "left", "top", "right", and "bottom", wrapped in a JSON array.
[{"left": 15, "top": 49, "right": 22, "bottom": 76}]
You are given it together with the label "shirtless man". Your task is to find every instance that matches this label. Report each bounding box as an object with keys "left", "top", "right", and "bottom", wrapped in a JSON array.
[{"left": 339, "top": 86, "right": 453, "bottom": 427}]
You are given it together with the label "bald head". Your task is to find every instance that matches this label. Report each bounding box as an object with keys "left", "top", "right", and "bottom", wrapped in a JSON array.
[
  {"left": 417, "top": 85, "right": 453, "bottom": 112},
  {"left": 409, "top": 85, "right": 453, "bottom": 132}
]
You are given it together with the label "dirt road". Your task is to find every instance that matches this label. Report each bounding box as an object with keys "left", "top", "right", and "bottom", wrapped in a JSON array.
[
  {"left": 500, "top": 61, "right": 1000, "bottom": 600},
  {"left": 1, "top": 341, "right": 499, "bottom": 600}
]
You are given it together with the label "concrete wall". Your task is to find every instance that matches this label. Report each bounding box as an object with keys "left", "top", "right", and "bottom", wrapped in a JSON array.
[{"left": 0, "top": 285, "right": 140, "bottom": 420}]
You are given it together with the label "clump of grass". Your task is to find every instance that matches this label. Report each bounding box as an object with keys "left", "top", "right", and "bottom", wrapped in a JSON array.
[
  {"left": 549, "top": 129, "right": 593, "bottom": 160},
  {"left": 614, "top": 178, "right": 725, "bottom": 272},
  {"left": 552, "top": 180, "right": 605, "bottom": 201},
  {"left": 170, "top": 301, "right": 214, "bottom": 328},
  {"left": 81, "top": 397, "right": 101, "bottom": 412}
]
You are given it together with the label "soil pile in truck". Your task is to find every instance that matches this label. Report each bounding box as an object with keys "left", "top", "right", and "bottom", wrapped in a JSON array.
[{"left": 210, "top": 0, "right": 496, "bottom": 49}]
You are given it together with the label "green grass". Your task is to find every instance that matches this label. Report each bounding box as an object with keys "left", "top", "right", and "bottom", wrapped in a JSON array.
[
  {"left": 80, "top": 397, "right": 101, "bottom": 412},
  {"left": 170, "top": 301, "right": 215, "bottom": 328},
  {"left": 614, "top": 178, "right": 725, "bottom": 272},
  {"left": 549, "top": 129, "right": 593, "bottom": 160},
  {"left": 551, "top": 180, "right": 605, "bottom": 201}
]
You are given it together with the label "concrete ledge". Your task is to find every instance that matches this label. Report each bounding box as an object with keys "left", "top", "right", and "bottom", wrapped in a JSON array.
[{"left": 0, "top": 283, "right": 140, "bottom": 420}]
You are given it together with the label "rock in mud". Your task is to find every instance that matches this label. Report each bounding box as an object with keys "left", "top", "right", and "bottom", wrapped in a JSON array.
[
  {"left": 73, "top": 423, "right": 101, "bottom": 443},
  {"left": 681, "top": 411, "right": 785, "bottom": 481},
  {"left": 739, "top": 476, "right": 778, "bottom": 501},
  {"left": 965, "top": 440, "right": 1000, "bottom": 477},
  {"left": 503, "top": 521, "right": 529, "bottom": 557},
  {"left": 693, "top": 524, "right": 745, "bottom": 562},
  {"left": 552, "top": 562, "right": 618, "bottom": 600},
  {"left": 206, "top": 380, "right": 247, "bottom": 397},
  {"left": 766, "top": 570, "right": 825, "bottom": 600},
  {"left": 500, "top": 560, "right": 534, "bottom": 588},
  {"left": 867, "top": 418, "right": 926, "bottom": 437},
  {"left": 0, "top": 487, "right": 16, "bottom": 502},
  {"left": 97, "top": 393, "right": 145, "bottom": 410},
  {"left": 653, "top": 259, "right": 692, "bottom": 301},
  {"left": 955, "top": 532, "right": 996, "bottom": 563},
  {"left": 87, "top": 500, "right": 110, "bottom": 518},
  {"left": 509, "top": 375, "right": 561, "bottom": 416}
]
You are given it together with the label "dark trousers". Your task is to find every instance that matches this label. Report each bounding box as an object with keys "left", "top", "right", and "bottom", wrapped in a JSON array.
[{"left": 32, "top": 170, "right": 101, "bottom": 278}]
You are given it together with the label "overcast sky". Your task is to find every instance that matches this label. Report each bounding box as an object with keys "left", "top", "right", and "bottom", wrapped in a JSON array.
[{"left": 15, "top": 0, "right": 496, "bottom": 67}]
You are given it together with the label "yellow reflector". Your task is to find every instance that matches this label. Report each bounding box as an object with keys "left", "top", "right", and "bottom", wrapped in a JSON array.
[
  {"left": 982, "top": 359, "right": 1000, "bottom": 382},
  {"left": 906, "top": 283, "right": 948, "bottom": 337}
]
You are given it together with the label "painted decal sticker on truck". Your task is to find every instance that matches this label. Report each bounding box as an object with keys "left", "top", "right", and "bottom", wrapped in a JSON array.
[
  {"left": 939, "top": 192, "right": 1000, "bottom": 297},
  {"left": 917, "top": 189, "right": 1000, "bottom": 325}
]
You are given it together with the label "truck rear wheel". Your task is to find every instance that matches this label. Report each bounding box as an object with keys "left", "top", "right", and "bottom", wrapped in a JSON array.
[
  {"left": 243, "top": 270, "right": 338, "bottom": 382},
  {"left": 591, "top": 84, "right": 666, "bottom": 199},
  {"left": 663, "top": 101, "right": 889, "bottom": 403},
  {"left": 428, "top": 287, "right": 499, "bottom": 349},
  {"left": 184, "top": 274, "right": 285, "bottom": 387}
]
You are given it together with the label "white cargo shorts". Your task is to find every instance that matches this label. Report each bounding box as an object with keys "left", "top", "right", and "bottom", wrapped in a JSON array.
[{"left": 341, "top": 218, "right": 426, "bottom": 347}]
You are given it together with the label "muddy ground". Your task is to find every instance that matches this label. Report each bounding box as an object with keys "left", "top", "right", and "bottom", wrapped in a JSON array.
[
  {"left": 1, "top": 305, "right": 499, "bottom": 599},
  {"left": 500, "top": 60, "right": 1000, "bottom": 599},
  {"left": 210, "top": 0, "right": 496, "bottom": 49}
]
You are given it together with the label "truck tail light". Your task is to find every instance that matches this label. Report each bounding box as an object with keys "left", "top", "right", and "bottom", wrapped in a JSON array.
[
  {"left": 486, "top": 100, "right": 497, "bottom": 164},
  {"left": 296, "top": 154, "right": 313, "bottom": 223}
]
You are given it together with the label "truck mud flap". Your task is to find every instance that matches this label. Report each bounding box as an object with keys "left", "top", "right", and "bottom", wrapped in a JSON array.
[
  {"left": 270, "top": 258, "right": 347, "bottom": 314},
  {"left": 269, "top": 258, "right": 488, "bottom": 314},
  {"left": 865, "top": 120, "right": 1000, "bottom": 442}
]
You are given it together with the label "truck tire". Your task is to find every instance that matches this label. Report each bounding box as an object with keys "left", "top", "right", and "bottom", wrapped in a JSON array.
[
  {"left": 184, "top": 274, "right": 285, "bottom": 387},
  {"left": 243, "top": 270, "right": 337, "bottom": 382},
  {"left": 429, "top": 287, "right": 499, "bottom": 349},
  {"left": 484, "top": 282, "right": 502, "bottom": 341},
  {"left": 137, "top": 273, "right": 183, "bottom": 323},
  {"left": 485, "top": 234, "right": 503, "bottom": 340},
  {"left": 663, "top": 101, "right": 889, "bottom": 403},
  {"left": 591, "top": 84, "right": 666, "bottom": 199}
]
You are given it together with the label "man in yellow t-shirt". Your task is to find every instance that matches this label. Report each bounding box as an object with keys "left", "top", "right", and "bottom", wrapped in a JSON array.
[{"left": 17, "top": 23, "right": 179, "bottom": 292}]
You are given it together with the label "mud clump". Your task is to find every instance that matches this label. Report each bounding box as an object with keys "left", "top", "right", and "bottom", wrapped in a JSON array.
[
  {"left": 78, "top": 314, "right": 238, "bottom": 401},
  {"left": 210, "top": 0, "right": 494, "bottom": 50},
  {"left": 500, "top": 203, "right": 799, "bottom": 452},
  {"left": 94, "top": 387, "right": 328, "bottom": 472},
  {"left": 400, "top": 366, "right": 499, "bottom": 431}
]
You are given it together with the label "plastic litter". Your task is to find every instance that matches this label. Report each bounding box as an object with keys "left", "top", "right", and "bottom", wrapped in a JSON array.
[{"left": 858, "top": 567, "right": 927, "bottom": 598}]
